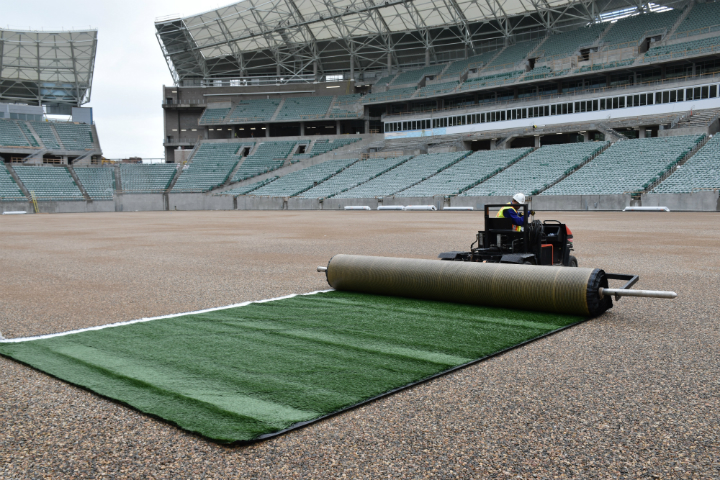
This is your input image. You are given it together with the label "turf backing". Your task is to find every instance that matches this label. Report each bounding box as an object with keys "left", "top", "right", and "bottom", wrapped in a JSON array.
[{"left": 0, "top": 291, "right": 584, "bottom": 443}]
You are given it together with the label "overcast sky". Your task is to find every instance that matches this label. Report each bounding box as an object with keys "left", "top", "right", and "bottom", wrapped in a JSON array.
[{"left": 5, "top": 0, "right": 227, "bottom": 159}]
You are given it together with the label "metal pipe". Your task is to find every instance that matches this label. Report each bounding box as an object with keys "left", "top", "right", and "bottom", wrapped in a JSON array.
[
  {"left": 317, "top": 266, "right": 327, "bottom": 272},
  {"left": 599, "top": 287, "right": 677, "bottom": 299}
]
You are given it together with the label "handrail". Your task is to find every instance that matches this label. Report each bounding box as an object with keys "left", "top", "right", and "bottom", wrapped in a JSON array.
[
  {"left": 644, "top": 43, "right": 720, "bottom": 62},
  {"left": 671, "top": 24, "right": 720, "bottom": 40}
]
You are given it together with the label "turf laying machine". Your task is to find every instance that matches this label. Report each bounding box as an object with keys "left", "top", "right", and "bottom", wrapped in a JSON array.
[
  {"left": 317, "top": 204, "right": 677, "bottom": 318},
  {"left": 438, "top": 203, "right": 577, "bottom": 266}
]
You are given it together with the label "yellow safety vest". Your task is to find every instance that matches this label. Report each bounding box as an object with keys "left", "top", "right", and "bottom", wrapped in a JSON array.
[{"left": 497, "top": 203, "right": 523, "bottom": 231}]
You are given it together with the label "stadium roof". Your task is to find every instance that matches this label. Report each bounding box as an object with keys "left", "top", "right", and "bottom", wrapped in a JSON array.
[
  {"left": 0, "top": 29, "right": 98, "bottom": 109},
  {"left": 156, "top": 0, "right": 680, "bottom": 85}
]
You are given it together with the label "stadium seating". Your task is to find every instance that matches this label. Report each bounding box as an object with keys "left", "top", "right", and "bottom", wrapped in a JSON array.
[
  {"left": 415, "top": 81, "right": 459, "bottom": 98},
  {"left": 463, "top": 142, "right": 607, "bottom": 196},
  {"left": 373, "top": 74, "right": 396, "bottom": 85},
  {"left": 0, "top": 120, "right": 32, "bottom": 147},
  {"left": 53, "top": 123, "right": 95, "bottom": 150},
  {"left": 543, "top": 135, "right": 702, "bottom": 195},
  {"left": 18, "top": 123, "right": 39, "bottom": 147},
  {"left": 226, "top": 99, "right": 280, "bottom": 122},
  {"left": 652, "top": 135, "right": 720, "bottom": 193},
  {"left": 74, "top": 167, "right": 115, "bottom": 200},
  {"left": 439, "top": 51, "right": 499, "bottom": 79},
  {"left": 536, "top": 24, "right": 607, "bottom": 59},
  {"left": 645, "top": 36, "right": 720, "bottom": 61},
  {"left": 601, "top": 9, "right": 682, "bottom": 48},
  {"left": 334, "top": 152, "right": 468, "bottom": 198},
  {"left": 484, "top": 41, "right": 539, "bottom": 70},
  {"left": 363, "top": 87, "right": 417, "bottom": 103},
  {"left": 232, "top": 141, "right": 297, "bottom": 181},
  {"left": 198, "top": 108, "right": 231, "bottom": 125},
  {"left": 250, "top": 158, "right": 357, "bottom": 197},
  {"left": 120, "top": 164, "right": 177, "bottom": 193},
  {"left": 13, "top": 165, "right": 84, "bottom": 200},
  {"left": 173, "top": 143, "right": 241, "bottom": 192},
  {"left": 390, "top": 65, "right": 444, "bottom": 85},
  {"left": 0, "top": 163, "right": 26, "bottom": 200},
  {"left": 276, "top": 96, "right": 333, "bottom": 120},
  {"left": 577, "top": 58, "right": 635, "bottom": 72},
  {"left": 329, "top": 94, "right": 363, "bottom": 118},
  {"left": 216, "top": 177, "right": 278, "bottom": 196},
  {"left": 458, "top": 71, "right": 523, "bottom": 92},
  {"left": 29, "top": 122, "right": 61, "bottom": 149},
  {"left": 672, "top": 2, "right": 720, "bottom": 39},
  {"left": 304, "top": 138, "right": 361, "bottom": 158},
  {"left": 397, "top": 148, "right": 533, "bottom": 197},
  {"left": 521, "top": 66, "right": 568, "bottom": 81},
  {"left": 299, "top": 156, "right": 412, "bottom": 198}
]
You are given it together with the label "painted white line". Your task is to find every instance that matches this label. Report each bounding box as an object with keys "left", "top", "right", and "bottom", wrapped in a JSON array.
[{"left": 0, "top": 289, "right": 336, "bottom": 344}]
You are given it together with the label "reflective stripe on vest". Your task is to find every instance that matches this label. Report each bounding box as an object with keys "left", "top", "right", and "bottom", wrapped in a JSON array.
[{"left": 497, "top": 204, "right": 522, "bottom": 232}]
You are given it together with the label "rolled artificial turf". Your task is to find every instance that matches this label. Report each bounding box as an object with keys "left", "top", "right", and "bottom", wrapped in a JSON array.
[{"left": 0, "top": 291, "right": 584, "bottom": 443}]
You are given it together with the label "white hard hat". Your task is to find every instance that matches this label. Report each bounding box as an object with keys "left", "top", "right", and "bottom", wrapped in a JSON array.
[{"left": 513, "top": 193, "right": 526, "bottom": 204}]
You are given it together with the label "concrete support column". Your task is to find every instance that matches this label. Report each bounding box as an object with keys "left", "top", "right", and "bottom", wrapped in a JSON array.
[
  {"left": 661, "top": 65, "right": 666, "bottom": 79},
  {"left": 364, "top": 119, "right": 370, "bottom": 134},
  {"left": 300, "top": 122, "right": 305, "bottom": 136},
  {"left": 490, "top": 139, "right": 497, "bottom": 150},
  {"left": 638, "top": 127, "right": 646, "bottom": 138},
  {"left": 265, "top": 125, "right": 270, "bottom": 137},
  {"left": 387, "top": 51, "right": 392, "bottom": 75},
  {"left": 425, "top": 49, "right": 430, "bottom": 67},
  {"left": 313, "top": 61, "right": 318, "bottom": 82},
  {"left": 534, "top": 135, "right": 541, "bottom": 147},
  {"left": 582, "top": 132, "right": 590, "bottom": 142},
  {"left": 336, "top": 120, "right": 341, "bottom": 135},
  {"left": 350, "top": 54, "right": 355, "bottom": 81},
  {"left": 692, "top": 63, "right": 696, "bottom": 76}
]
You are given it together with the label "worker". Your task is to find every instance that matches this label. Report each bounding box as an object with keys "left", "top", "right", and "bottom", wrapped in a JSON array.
[{"left": 497, "top": 193, "right": 534, "bottom": 231}]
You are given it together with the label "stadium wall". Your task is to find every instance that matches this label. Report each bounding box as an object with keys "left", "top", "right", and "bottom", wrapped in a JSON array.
[{"left": 2, "top": 192, "right": 718, "bottom": 213}]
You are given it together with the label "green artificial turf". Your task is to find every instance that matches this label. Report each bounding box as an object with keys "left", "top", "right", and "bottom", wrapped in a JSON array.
[{"left": 0, "top": 291, "right": 584, "bottom": 443}]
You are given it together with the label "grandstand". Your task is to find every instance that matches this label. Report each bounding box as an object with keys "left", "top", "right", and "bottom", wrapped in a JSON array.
[
  {"left": 463, "top": 142, "right": 607, "bottom": 196},
  {"left": 652, "top": 135, "right": 720, "bottom": 193},
  {"left": 172, "top": 144, "right": 241, "bottom": 192},
  {"left": 227, "top": 100, "right": 281, "bottom": 123},
  {"left": 13, "top": 166, "right": 84, "bottom": 200},
  {"left": 276, "top": 97, "right": 333, "bottom": 121},
  {"left": 0, "top": 163, "right": 26, "bottom": 200},
  {"left": 74, "top": 167, "right": 115, "bottom": 200},
  {"left": 250, "top": 159, "right": 356, "bottom": 197},
  {"left": 334, "top": 153, "right": 468, "bottom": 198},
  {"left": 217, "top": 177, "right": 278, "bottom": 196},
  {"left": 232, "top": 141, "right": 297, "bottom": 182},
  {"left": 543, "top": 136, "right": 702, "bottom": 195},
  {"left": 120, "top": 164, "right": 177, "bottom": 193},
  {"left": 397, "top": 149, "right": 533, "bottom": 197},
  {"left": 299, "top": 157, "right": 411, "bottom": 198},
  {"left": 601, "top": 9, "right": 682, "bottom": 48}
]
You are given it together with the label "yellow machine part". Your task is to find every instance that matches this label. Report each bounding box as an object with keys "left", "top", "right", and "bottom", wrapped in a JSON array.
[{"left": 325, "top": 254, "right": 611, "bottom": 317}]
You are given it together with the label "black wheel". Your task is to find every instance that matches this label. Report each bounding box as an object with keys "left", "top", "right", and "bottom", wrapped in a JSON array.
[{"left": 568, "top": 255, "right": 578, "bottom": 267}]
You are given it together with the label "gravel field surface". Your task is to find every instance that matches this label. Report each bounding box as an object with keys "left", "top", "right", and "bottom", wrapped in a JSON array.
[{"left": 0, "top": 210, "right": 718, "bottom": 478}]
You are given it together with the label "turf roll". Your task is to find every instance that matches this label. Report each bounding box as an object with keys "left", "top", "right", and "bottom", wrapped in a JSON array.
[{"left": 325, "top": 254, "right": 613, "bottom": 317}]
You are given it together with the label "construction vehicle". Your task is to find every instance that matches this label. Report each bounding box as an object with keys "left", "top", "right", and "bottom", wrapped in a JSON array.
[{"left": 438, "top": 203, "right": 578, "bottom": 266}]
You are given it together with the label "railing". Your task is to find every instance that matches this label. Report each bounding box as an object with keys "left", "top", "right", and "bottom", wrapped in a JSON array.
[
  {"left": 643, "top": 42, "right": 720, "bottom": 62},
  {"left": 672, "top": 24, "right": 720, "bottom": 40},
  {"left": 380, "top": 71, "right": 720, "bottom": 121}
]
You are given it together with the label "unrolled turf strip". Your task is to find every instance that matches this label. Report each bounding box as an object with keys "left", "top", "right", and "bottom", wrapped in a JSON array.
[{"left": 0, "top": 291, "right": 584, "bottom": 443}]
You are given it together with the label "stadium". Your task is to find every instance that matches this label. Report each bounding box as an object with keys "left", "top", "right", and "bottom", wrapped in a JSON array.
[{"left": 1, "top": 0, "right": 719, "bottom": 478}]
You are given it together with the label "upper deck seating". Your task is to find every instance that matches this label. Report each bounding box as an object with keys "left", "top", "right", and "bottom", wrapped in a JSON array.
[
  {"left": 232, "top": 141, "right": 297, "bottom": 182},
  {"left": 53, "top": 123, "right": 95, "bottom": 150},
  {"left": 29, "top": 122, "right": 61, "bottom": 149},
  {"left": 389, "top": 65, "right": 444, "bottom": 85},
  {"left": 484, "top": 41, "right": 539, "bottom": 70},
  {"left": 226, "top": 100, "right": 280, "bottom": 122},
  {"left": 276, "top": 96, "right": 333, "bottom": 120},
  {"left": 536, "top": 24, "right": 607, "bottom": 58},
  {"left": 216, "top": 177, "right": 278, "bottom": 196},
  {"left": 0, "top": 120, "right": 32, "bottom": 147},
  {"left": 198, "top": 108, "right": 231, "bottom": 125},
  {"left": 601, "top": 9, "right": 682, "bottom": 48},
  {"left": 672, "top": 2, "right": 720, "bottom": 39},
  {"left": 329, "top": 94, "right": 363, "bottom": 118}
]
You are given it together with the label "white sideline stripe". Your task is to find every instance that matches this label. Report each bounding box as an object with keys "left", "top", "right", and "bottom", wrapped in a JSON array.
[{"left": 0, "top": 289, "right": 336, "bottom": 344}]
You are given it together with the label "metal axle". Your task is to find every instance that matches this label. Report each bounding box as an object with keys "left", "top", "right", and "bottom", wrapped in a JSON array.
[
  {"left": 599, "top": 287, "right": 677, "bottom": 299},
  {"left": 317, "top": 266, "right": 327, "bottom": 272}
]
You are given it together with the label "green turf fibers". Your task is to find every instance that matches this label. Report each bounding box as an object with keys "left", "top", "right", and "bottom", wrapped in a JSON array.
[{"left": 0, "top": 291, "right": 583, "bottom": 443}]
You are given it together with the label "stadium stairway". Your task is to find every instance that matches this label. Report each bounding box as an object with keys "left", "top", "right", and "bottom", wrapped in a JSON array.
[
  {"left": 269, "top": 99, "right": 285, "bottom": 122},
  {"left": 642, "top": 134, "right": 709, "bottom": 193},
  {"left": 532, "top": 141, "right": 613, "bottom": 195},
  {"left": 66, "top": 166, "right": 92, "bottom": 201}
]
